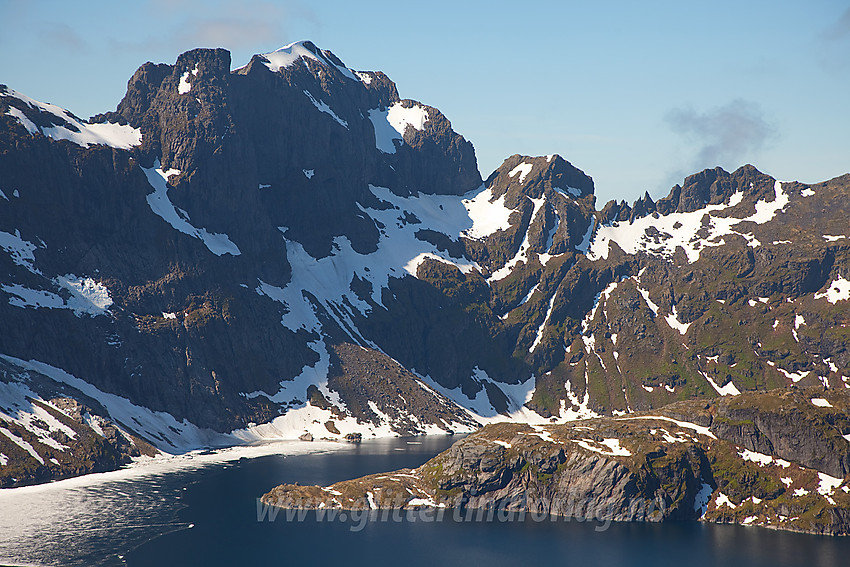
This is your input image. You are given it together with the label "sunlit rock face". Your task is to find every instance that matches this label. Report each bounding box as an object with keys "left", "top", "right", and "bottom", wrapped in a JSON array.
[{"left": 1, "top": 40, "right": 849, "bottom": 486}]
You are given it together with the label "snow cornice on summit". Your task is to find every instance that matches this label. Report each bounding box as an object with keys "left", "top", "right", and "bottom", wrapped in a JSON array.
[{"left": 250, "top": 40, "right": 360, "bottom": 82}]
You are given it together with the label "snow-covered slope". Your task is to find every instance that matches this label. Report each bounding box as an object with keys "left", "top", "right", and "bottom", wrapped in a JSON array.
[
  {"left": 2, "top": 87, "right": 141, "bottom": 149},
  {"left": 1, "top": 41, "right": 849, "bottom": 487}
]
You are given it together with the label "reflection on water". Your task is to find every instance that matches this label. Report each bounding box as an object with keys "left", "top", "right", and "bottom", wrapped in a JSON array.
[
  {"left": 3, "top": 434, "right": 850, "bottom": 567},
  {"left": 0, "top": 474, "right": 190, "bottom": 566},
  {"left": 0, "top": 440, "right": 352, "bottom": 566}
]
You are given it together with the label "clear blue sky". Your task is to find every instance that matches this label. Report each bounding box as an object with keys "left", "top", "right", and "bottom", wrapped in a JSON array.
[{"left": 2, "top": 0, "right": 848, "bottom": 204}]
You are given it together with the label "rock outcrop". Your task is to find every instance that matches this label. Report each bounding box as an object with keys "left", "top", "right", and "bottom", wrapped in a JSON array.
[
  {"left": 0, "top": 358, "right": 157, "bottom": 488},
  {"left": 264, "top": 387, "right": 850, "bottom": 535}
]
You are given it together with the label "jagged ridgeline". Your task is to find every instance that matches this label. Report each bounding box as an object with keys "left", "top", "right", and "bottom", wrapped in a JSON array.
[{"left": 1, "top": 40, "right": 849, "bottom": 486}]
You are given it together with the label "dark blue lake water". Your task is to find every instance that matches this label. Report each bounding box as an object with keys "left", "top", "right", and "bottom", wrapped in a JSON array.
[{"left": 2, "top": 435, "right": 848, "bottom": 566}]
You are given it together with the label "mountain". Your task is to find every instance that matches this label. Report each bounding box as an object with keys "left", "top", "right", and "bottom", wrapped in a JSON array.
[{"left": 1, "top": 40, "right": 848, "bottom": 490}]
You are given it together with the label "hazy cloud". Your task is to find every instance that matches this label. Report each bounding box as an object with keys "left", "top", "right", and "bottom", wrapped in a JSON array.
[
  {"left": 824, "top": 7, "right": 850, "bottom": 40},
  {"left": 107, "top": 0, "right": 316, "bottom": 58},
  {"left": 181, "top": 16, "right": 285, "bottom": 49},
  {"left": 175, "top": 0, "right": 306, "bottom": 49},
  {"left": 819, "top": 7, "right": 850, "bottom": 70},
  {"left": 666, "top": 99, "right": 777, "bottom": 173},
  {"left": 42, "top": 23, "right": 89, "bottom": 53}
]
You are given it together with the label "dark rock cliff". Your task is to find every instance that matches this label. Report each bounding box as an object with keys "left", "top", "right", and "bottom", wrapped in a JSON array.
[{"left": 1, "top": 40, "right": 849, "bottom": 490}]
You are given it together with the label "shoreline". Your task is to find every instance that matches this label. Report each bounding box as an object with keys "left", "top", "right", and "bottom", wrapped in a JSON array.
[
  {"left": 0, "top": 438, "right": 349, "bottom": 499},
  {"left": 0, "top": 434, "right": 459, "bottom": 567}
]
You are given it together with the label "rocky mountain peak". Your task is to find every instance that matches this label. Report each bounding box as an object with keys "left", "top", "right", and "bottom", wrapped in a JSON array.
[
  {"left": 2, "top": 41, "right": 849, "bottom": 492},
  {"left": 600, "top": 164, "right": 777, "bottom": 226},
  {"left": 250, "top": 40, "right": 355, "bottom": 80},
  {"left": 486, "top": 153, "right": 594, "bottom": 204},
  {"left": 656, "top": 166, "right": 736, "bottom": 214},
  {"left": 377, "top": 98, "right": 482, "bottom": 197},
  {"left": 174, "top": 47, "right": 232, "bottom": 78}
]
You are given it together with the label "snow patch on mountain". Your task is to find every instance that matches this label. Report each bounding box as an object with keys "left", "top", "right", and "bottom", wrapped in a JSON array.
[
  {"left": 0, "top": 231, "right": 39, "bottom": 273},
  {"left": 2, "top": 284, "right": 64, "bottom": 311},
  {"left": 0, "top": 426, "right": 44, "bottom": 465},
  {"left": 738, "top": 448, "right": 789, "bottom": 467},
  {"left": 54, "top": 275, "right": 112, "bottom": 316},
  {"left": 582, "top": 280, "right": 620, "bottom": 336},
  {"left": 695, "top": 482, "right": 713, "bottom": 516},
  {"left": 6, "top": 106, "right": 38, "bottom": 135},
  {"left": 817, "top": 472, "right": 843, "bottom": 497},
  {"left": 142, "top": 161, "right": 241, "bottom": 256},
  {"left": 417, "top": 368, "right": 549, "bottom": 425},
  {"left": 0, "top": 380, "right": 79, "bottom": 453},
  {"left": 178, "top": 65, "right": 198, "bottom": 94},
  {"left": 519, "top": 284, "right": 539, "bottom": 307},
  {"left": 574, "top": 437, "right": 631, "bottom": 457},
  {"left": 2, "top": 88, "right": 142, "bottom": 149},
  {"left": 554, "top": 186, "right": 583, "bottom": 198},
  {"left": 588, "top": 181, "right": 789, "bottom": 263},
  {"left": 636, "top": 286, "right": 660, "bottom": 317},
  {"left": 302, "top": 90, "right": 348, "bottom": 128},
  {"left": 560, "top": 376, "right": 601, "bottom": 421},
  {"left": 260, "top": 41, "right": 323, "bottom": 71},
  {"left": 234, "top": 403, "right": 390, "bottom": 443},
  {"left": 367, "top": 186, "right": 477, "bottom": 271},
  {"left": 0, "top": 355, "right": 234, "bottom": 453},
  {"left": 815, "top": 274, "right": 850, "bottom": 304},
  {"left": 369, "top": 102, "right": 429, "bottom": 154},
  {"left": 275, "top": 236, "right": 370, "bottom": 326},
  {"left": 460, "top": 187, "right": 513, "bottom": 239},
  {"left": 244, "top": 333, "right": 334, "bottom": 405},
  {"left": 388, "top": 103, "right": 429, "bottom": 134},
  {"left": 488, "top": 196, "right": 546, "bottom": 281},
  {"left": 530, "top": 291, "right": 558, "bottom": 353},
  {"left": 3, "top": 275, "right": 111, "bottom": 317},
  {"left": 508, "top": 162, "right": 533, "bottom": 184},
  {"left": 618, "top": 415, "right": 717, "bottom": 439},
  {"left": 369, "top": 108, "right": 403, "bottom": 154},
  {"left": 700, "top": 370, "right": 741, "bottom": 396},
  {"left": 257, "top": 41, "right": 358, "bottom": 81},
  {"left": 775, "top": 366, "right": 810, "bottom": 383},
  {"left": 665, "top": 304, "right": 691, "bottom": 335},
  {"left": 543, "top": 207, "right": 560, "bottom": 253}
]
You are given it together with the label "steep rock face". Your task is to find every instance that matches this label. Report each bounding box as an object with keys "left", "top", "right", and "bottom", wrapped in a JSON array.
[
  {"left": 264, "top": 388, "right": 850, "bottom": 535},
  {"left": 1, "top": 41, "right": 487, "bottom": 455},
  {"left": 264, "top": 419, "right": 714, "bottom": 524},
  {"left": 658, "top": 166, "right": 740, "bottom": 214},
  {"left": 382, "top": 99, "right": 481, "bottom": 197},
  {"left": 2, "top": 40, "right": 850, "bottom": 488},
  {"left": 703, "top": 391, "right": 850, "bottom": 478},
  {"left": 421, "top": 423, "right": 709, "bottom": 523},
  {"left": 0, "top": 358, "right": 157, "bottom": 488},
  {"left": 469, "top": 154, "right": 595, "bottom": 269},
  {"left": 521, "top": 166, "right": 850, "bottom": 418}
]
